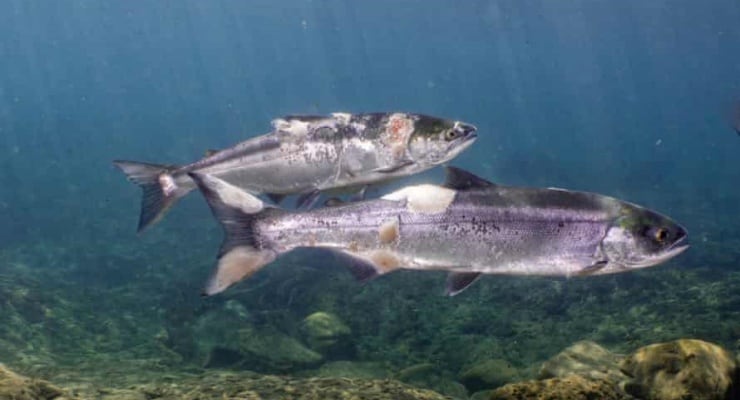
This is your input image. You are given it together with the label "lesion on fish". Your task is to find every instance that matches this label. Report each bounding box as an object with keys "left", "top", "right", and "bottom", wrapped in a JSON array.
[
  {"left": 382, "top": 113, "right": 415, "bottom": 160},
  {"left": 378, "top": 217, "right": 400, "bottom": 245}
]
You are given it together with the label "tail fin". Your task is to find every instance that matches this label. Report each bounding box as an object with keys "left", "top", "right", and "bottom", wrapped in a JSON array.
[
  {"left": 113, "top": 160, "right": 184, "bottom": 232},
  {"left": 189, "top": 172, "right": 279, "bottom": 296}
]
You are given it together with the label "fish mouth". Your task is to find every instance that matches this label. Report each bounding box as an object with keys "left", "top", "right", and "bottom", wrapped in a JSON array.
[
  {"left": 446, "top": 125, "right": 478, "bottom": 153},
  {"left": 630, "top": 234, "right": 689, "bottom": 269},
  {"left": 664, "top": 234, "right": 690, "bottom": 259}
]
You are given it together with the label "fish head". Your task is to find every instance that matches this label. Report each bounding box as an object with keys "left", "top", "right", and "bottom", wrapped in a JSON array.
[
  {"left": 598, "top": 205, "right": 688, "bottom": 272},
  {"left": 406, "top": 116, "right": 477, "bottom": 166}
]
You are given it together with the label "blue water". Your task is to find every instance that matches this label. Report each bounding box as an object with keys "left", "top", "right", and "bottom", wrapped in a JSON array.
[{"left": 1, "top": 0, "right": 739, "bottom": 394}]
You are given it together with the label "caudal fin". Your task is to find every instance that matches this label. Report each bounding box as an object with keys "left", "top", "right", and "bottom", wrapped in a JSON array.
[
  {"left": 113, "top": 160, "right": 183, "bottom": 232},
  {"left": 189, "top": 172, "right": 279, "bottom": 296}
]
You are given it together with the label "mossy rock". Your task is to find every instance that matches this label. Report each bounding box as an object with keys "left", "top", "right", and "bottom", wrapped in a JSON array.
[
  {"left": 0, "top": 363, "right": 70, "bottom": 400},
  {"left": 238, "top": 326, "right": 323, "bottom": 373},
  {"left": 539, "top": 340, "right": 626, "bottom": 382},
  {"left": 397, "top": 363, "right": 468, "bottom": 399},
  {"left": 300, "top": 311, "right": 352, "bottom": 356},
  {"left": 620, "top": 338, "right": 739, "bottom": 400},
  {"left": 309, "top": 360, "right": 390, "bottom": 380},
  {"left": 489, "top": 374, "right": 627, "bottom": 400},
  {"left": 220, "top": 375, "right": 452, "bottom": 400},
  {"left": 70, "top": 370, "right": 453, "bottom": 400},
  {"left": 459, "top": 358, "right": 519, "bottom": 392}
]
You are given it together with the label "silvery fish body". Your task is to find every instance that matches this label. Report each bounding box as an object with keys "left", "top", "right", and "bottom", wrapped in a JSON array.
[
  {"left": 191, "top": 167, "right": 689, "bottom": 296},
  {"left": 113, "top": 112, "right": 477, "bottom": 231}
]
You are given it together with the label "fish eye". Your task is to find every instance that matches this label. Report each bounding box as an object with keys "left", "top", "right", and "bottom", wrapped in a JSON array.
[
  {"left": 444, "top": 130, "right": 458, "bottom": 141},
  {"left": 654, "top": 228, "right": 668, "bottom": 243}
]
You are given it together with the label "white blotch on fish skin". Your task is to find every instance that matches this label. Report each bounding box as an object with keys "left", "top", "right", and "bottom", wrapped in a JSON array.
[
  {"left": 347, "top": 137, "right": 376, "bottom": 153},
  {"left": 382, "top": 184, "right": 456, "bottom": 214},
  {"left": 272, "top": 118, "right": 312, "bottom": 136},
  {"left": 159, "top": 174, "right": 177, "bottom": 196},
  {"left": 350, "top": 121, "right": 366, "bottom": 133},
  {"left": 331, "top": 112, "right": 352, "bottom": 125},
  {"left": 367, "top": 250, "right": 402, "bottom": 272},
  {"left": 378, "top": 217, "right": 400, "bottom": 244},
  {"left": 301, "top": 141, "right": 339, "bottom": 166},
  {"left": 201, "top": 174, "right": 264, "bottom": 214}
]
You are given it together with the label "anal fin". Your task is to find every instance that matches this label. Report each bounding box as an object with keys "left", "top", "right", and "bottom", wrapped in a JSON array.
[{"left": 333, "top": 250, "right": 401, "bottom": 283}]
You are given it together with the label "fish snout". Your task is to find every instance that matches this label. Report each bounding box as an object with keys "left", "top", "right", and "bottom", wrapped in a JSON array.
[
  {"left": 455, "top": 122, "right": 477, "bottom": 139},
  {"left": 670, "top": 224, "right": 689, "bottom": 250}
]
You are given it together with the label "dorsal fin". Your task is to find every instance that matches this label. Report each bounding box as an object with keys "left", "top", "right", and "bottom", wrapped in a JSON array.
[
  {"left": 205, "top": 149, "right": 220, "bottom": 157},
  {"left": 443, "top": 167, "right": 496, "bottom": 190}
]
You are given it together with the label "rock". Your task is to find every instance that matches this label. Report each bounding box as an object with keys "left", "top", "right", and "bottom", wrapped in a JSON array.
[
  {"left": 310, "top": 360, "right": 390, "bottom": 379},
  {"left": 201, "top": 375, "right": 452, "bottom": 399},
  {"left": 470, "top": 390, "right": 494, "bottom": 400},
  {"left": 300, "top": 311, "right": 352, "bottom": 356},
  {"left": 397, "top": 363, "right": 468, "bottom": 399},
  {"left": 203, "top": 346, "right": 244, "bottom": 369},
  {"left": 191, "top": 306, "right": 244, "bottom": 362},
  {"left": 459, "top": 358, "right": 519, "bottom": 392},
  {"left": 489, "top": 374, "right": 628, "bottom": 400},
  {"left": 86, "top": 370, "right": 452, "bottom": 400},
  {"left": 238, "top": 326, "right": 322, "bottom": 372},
  {"left": 0, "top": 363, "right": 70, "bottom": 399},
  {"left": 397, "top": 363, "right": 437, "bottom": 382},
  {"left": 620, "top": 338, "right": 739, "bottom": 400},
  {"left": 539, "top": 340, "right": 627, "bottom": 382}
]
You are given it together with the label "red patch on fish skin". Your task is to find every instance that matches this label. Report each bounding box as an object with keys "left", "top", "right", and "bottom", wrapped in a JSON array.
[{"left": 387, "top": 114, "right": 412, "bottom": 143}]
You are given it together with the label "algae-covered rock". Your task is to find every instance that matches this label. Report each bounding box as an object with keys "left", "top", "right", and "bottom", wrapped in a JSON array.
[
  {"left": 620, "top": 338, "right": 738, "bottom": 400},
  {"left": 397, "top": 363, "right": 468, "bottom": 399},
  {"left": 539, "top": 340, "right": 627, "bottom": 382},
  {"left": 70, "top": 369, "right": 453, "bottom": 400},
  {"left": 0, "top": 363, "right": 70, "bottom": 399},
  {"left": 300, "top": 311, "right": 352, "bottom": 356},
  {"left": 489, "top": 375, "right": 627, "bottom": 400},
  {"left": 203, "top": 375, "right": 452, "bottom": 399},
  {"left": 238, "top": 326, "right": 322, "bottom": 372},
  {"left": 459, "top": 358, "right": 519, "bottom": 392},
  {"left": 310, "top": 360, "right": 390, "bottom": 379}
]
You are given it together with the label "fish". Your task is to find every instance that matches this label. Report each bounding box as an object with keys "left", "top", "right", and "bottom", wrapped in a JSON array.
[
  {"left": 113, "top": 112, "right": 477, "bottom": 232},
  {"left": 190, "top": 167, "right": 689, "bottom": 296}
]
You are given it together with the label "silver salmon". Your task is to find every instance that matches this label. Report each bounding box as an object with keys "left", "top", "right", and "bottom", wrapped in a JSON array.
[
  {"left": 114, "top": 112, "right": 477, "bottom": 232},
  {"left": 190, "top": 167, "right": 689, "bottom": 296}
]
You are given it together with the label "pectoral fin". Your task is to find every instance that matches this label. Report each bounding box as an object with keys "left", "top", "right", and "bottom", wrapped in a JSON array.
[
  {"left": 445, "top": 272, "right": 482, "bottom": 296},
  {"left": 349, "top": 186, "right": 368, "bottom": 202},
  {"left": 296, "top": 190, "right": 321, "bottom": 209},
  {"left": 574, "top": 260, "right": 608, "bottom": 276},
  {"left": 372, "top": 160, "right": 414, "bottom": 174}
]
